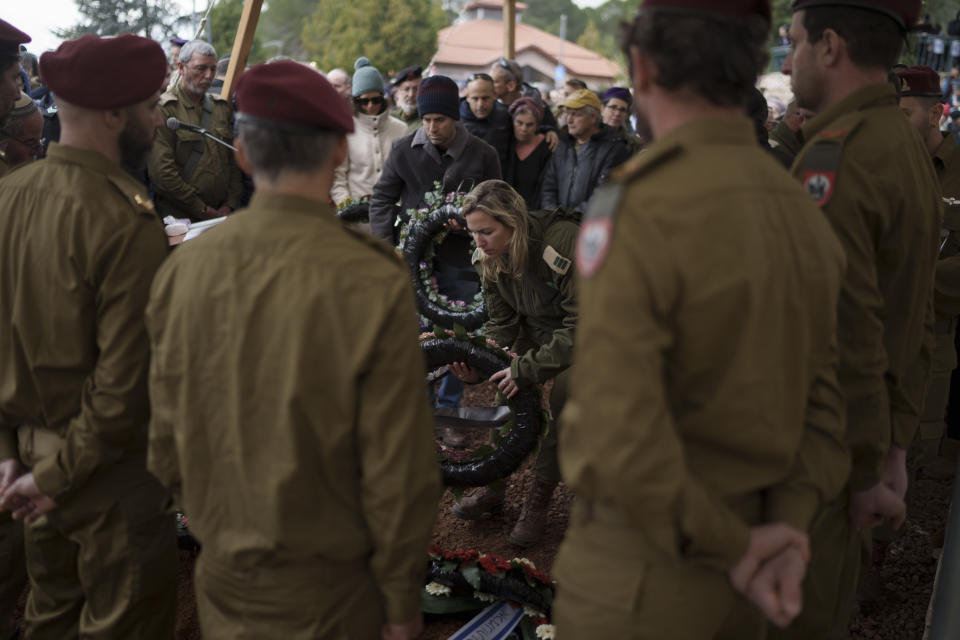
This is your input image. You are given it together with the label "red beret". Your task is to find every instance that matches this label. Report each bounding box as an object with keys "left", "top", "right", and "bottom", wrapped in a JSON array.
[
  {"left": 234, "top": 60, "right": 354, "bottom": 134},
  {"left": 897, "top": 66, "right": 942, "bottom": 98},
  {"left": 641, "top": 0, "right": 771, "bottom": 24},
  {"left": 40, "top": 34, "right": 167, "bottom": 109},
  {"left": 790, "top": 0, "right": 920, "bottom": 30},
  {"left": 0, "top": 19, "right": 30, "bottom": 58}
]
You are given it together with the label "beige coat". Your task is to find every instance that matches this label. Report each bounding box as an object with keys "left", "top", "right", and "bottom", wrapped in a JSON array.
[{"left": 332, "top": 110, "right": 408, "bottom": 204}]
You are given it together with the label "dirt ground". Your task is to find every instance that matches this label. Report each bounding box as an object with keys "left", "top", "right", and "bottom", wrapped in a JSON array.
[{"left": 9, "top": 380, "right": 955, "bottom": 639}]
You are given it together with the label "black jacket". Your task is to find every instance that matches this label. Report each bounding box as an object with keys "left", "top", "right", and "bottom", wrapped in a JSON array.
[
  {"left": 370, "top": 122, "right": 501, "bottom": 243},
  {"left": 540, "top": 124, "right": 630, "bottom": 213},
  {"left": 460, "top": 98, "right": 513, "bottom": 170}
]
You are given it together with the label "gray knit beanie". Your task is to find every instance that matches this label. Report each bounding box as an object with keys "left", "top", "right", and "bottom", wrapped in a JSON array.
[{"left": 352, "top": 57, "right": 384, "bottom": 97}]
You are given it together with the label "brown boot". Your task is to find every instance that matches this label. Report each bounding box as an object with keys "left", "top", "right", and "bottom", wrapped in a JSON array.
[
  {"left": 452, "top": 484, "right": 505, "bottom": 520},
  {"left": 509, "top": 477, "right": 557, "bottom": 548}
]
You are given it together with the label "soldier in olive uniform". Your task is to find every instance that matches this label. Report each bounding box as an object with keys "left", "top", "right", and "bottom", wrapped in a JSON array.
[
  {"left": 897, "top": 65, "right": 960, "bottom": 478},
  {"left": 148, "top": 39, "right": 243, "bottom": 221},
  {"left": 391, "top": 65, "right": 422, "bottom": 133},
  {"left": 448, "top": 179, "right": 577, "bottom": 547},
  {"left": 768, "top": 100, "right": 813, "bottom": 167},
  {"left": 554, "top": 1, "right": 850, "bottom": 637},
  {"left": 771, "top": 2, "right": 942, "bottom": 638},
  {"left": 0, "top": 34, "right": 177, "bottom": 638},
  {"left": 0, "top": 19, "right": 32, "bottom": 639},
  {"left": 146, "top": 60, "right": 441, "bottom": 640}
]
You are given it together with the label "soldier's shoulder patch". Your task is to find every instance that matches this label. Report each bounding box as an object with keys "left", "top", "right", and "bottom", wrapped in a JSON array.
[
  {"left": 798, "top": 122, "right": 860, "bottom": 208},
  {"left": 542, "top": 244, "right": 571, "bottom": 275},
  {"left": 159, "top": 91, "right": 178, "bottom": 106},
  {"left": 577, "top": 182, "right": 623, "bottom": 278}
]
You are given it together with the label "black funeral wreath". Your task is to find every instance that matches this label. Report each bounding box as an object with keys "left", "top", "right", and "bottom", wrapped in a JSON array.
[
  {"left": 335, "top": 199, "right": 370, "bottom": 224},
  {"left": 402, "top": 203, "right": 488, "bottom": 331},
  {"left": 420, "top": 333, "right": 544, "bottom": 487}
]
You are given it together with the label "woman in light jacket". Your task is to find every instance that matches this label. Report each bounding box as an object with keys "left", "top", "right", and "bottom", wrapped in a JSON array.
[{"left": 331, "top": 57, "right": 408, "bottom": 206}]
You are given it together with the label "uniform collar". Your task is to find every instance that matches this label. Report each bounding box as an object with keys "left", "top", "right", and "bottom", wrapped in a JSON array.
[
  {"left": 46, "top": 143, "right": 130, "bottom": 183},
  {"left": 652, "top": 115, "right": 756, "bottom": 152},
  {"left": 247, "top": 191, "right": 337, "bottom": 221},
  {"left": 801, "top": 83, "right": 896, "bottom": 143}
]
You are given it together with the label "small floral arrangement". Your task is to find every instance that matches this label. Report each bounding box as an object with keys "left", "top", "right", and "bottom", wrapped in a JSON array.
[
  {"left": 335, "top": 195, "right": 371, "bottom": 223},
  {"left": 423, "top": 545, "right": 555, "bottom": 640}
]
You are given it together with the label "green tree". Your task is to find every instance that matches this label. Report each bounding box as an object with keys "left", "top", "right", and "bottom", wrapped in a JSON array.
[
  {"left": 576, "top": 19, "right": 604, "bottom": 55},
  {"left": 209, "top": 0, "right": 264, "bottom": 63},
  {"left": 301, "top": 0, "right": 446, "bottom": 73},
  {"left": 57, "top": 0, "right": 177, "bottom": 39},
  {"left": 259, "top": 0, "right": 316, "bottom": 60},
  {"left": 521, "top": 0, "right": 588, "bottom": 42}
]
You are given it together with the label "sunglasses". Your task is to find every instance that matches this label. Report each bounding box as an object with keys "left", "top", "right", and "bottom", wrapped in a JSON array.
[
  {"left": 497, "top": 57, "right": 520, "bottom": 78},
  {"left": 354, "top": 96, "right": 385, "bottom": 106},
  {"left": 470, "top": 72, "right": 493, "bottom": 83}
]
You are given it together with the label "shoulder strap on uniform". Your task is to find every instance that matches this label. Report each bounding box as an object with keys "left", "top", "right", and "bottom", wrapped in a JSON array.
[
  {"left": 542, "top": 245, "right": 571, "bottom": 275},
  {"left": 798, "top": 123, "right": 860, "bottom": 208},
  {"left": 180, "top": 93, "right": 215, "bottom": 185}
]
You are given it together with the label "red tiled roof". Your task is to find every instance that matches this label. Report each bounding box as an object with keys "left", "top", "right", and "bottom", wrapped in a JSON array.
[{"left": 435, "top": 19, "right": 621, "bottom": 80}]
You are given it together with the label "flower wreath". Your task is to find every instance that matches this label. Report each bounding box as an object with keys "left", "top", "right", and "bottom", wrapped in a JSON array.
[
  {"left": 398, "top": 184, "right": 487, "bottom": 331},
  {"left": 335, "top": 195, "right": 371, "bottom": 223},
  {"left": 422, "top": 545, "right": 556, "bottom": 640},
  {"left": 420, "top": 327, "right": 548, "bottom": 488}
]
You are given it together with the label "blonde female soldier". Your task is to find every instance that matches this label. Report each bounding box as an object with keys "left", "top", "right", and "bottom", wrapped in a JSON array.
[{"left": 449, "top": 179, "right": 577, "bottom": 547}]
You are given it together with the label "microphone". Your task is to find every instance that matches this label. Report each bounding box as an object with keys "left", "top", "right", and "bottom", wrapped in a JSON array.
[{"left": 165, "top": 117, "right": 237, "bottom": 152}]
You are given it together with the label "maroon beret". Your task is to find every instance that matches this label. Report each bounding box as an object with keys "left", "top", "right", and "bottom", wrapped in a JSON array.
[
  {"left": 40, "top": 34, "right": 166, "bottom": 109},
  {"left": 897, "top": 66, "right": 942, "bottom": 98},
  {"left": 641, "top": 0, "right": 771, "bottom": 24},
  {"left": 790, "top": 0, "right": 920, "bottom": 30},
  {"left": 0, "top": 19, "right": 30, "bottom": 58},
  {"left": 234, "top": 60, "right": 354, "bottom": 134}
]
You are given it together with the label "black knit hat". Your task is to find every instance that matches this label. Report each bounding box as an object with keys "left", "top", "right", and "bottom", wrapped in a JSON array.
[{"left": 417, "top": 75, "right": 460, "bottom": 120}]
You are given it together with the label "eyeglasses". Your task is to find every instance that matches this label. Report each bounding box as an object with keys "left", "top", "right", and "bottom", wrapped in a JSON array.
[
  {"left": 2, "top": 133, "right": 45, "bottom": 158},
  {"left": 604, "top": 103, "right": 629, "bottom": 114},
  {"left": 470, "top": 72, "right": 493, "bottom": 83},
  {"left": 354, "top": 96, "right": 384, "bottom": 106}
]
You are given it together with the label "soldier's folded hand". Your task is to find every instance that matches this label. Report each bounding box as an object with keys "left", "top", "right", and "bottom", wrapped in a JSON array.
[
  {"left": 848, "top": 481, "right": 906, "bottom": 531},
  {"left": 0, "top": 472, "right": 55, "bottom": 523},
  {"left": 743, "top": 545, "right": 807, "bottom": 629},
  {"left": 728, "top": 523, "right": 810, "bottom": 596},
  {"left": 0, "top": 457, "right": 24, "bottom": 494},
  {"left": 881, "top": 444, "right": 908, "bottom": 500}
]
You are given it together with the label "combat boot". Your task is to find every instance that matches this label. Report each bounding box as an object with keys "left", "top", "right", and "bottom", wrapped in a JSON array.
[
  {"left": 453, "top": 484, "right": 505, "bottom": 520},
  {"left": 509, "top": 477, "right": 557, "bottom": 548}
]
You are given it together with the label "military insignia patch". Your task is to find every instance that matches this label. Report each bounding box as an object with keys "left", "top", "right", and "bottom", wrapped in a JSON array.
[
  {"left": 577, "top": 219, "right": 613, "bottom": 278},
  {"left": 542, "top": 245, "right": 571, "bottom": 275},
  {"left": 134, "top": 193, "right": 157, "bottom": 214},
  {"left": 802, "top": 170, "right": 835, "bottom": 207}
]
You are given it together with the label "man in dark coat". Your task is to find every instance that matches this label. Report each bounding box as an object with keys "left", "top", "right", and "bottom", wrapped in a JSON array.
[
  {"left": 460, "top": 73, "right": 513, "bottom": 170},
  {"left": 369, "top": 75, "right": 501, "bottom": 244},
  {"left": 540, "top": 89, "right": 630, "bottom": 213}
]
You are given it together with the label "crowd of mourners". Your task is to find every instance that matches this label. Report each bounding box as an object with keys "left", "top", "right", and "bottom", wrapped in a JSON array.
[{"left": 0, "top": 0, "right": 959, "bottom": 639}]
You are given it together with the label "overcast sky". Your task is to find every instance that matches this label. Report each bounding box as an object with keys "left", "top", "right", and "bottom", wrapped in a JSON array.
[{"left": 9, "top": 0, "right": 608, "bottom": 56}]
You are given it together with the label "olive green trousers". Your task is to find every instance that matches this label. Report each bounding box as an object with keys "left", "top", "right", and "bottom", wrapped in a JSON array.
[{"left": 0, "top": 512, "right": 26, "bottom": 637}]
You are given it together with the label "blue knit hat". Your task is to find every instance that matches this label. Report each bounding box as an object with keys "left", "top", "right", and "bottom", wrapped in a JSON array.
[
  {"left": 417, "top": 75, "right": 460, "bottom": 120},
  {"left": 352, "top": 57, "right": 384, "bottom": 97}
]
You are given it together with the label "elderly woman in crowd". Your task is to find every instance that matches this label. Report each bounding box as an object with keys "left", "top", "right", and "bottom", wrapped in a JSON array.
[
  {"left": 503, "top": 97, "right": 553, "bottom": 209},
  {"left": 331, "top": 57, "right": 407, "bottom": 207},
  {"left": 601, "top": 87, "right": 642, "bottom": 154}
]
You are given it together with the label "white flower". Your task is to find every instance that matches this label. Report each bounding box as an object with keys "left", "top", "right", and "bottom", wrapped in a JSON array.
[
  {"left": 512, "top": 557, "right": 536, "bottom": 569},
  {"left": 535, "top": 624, "right": 556, "bottom": 639},
  {"left": 523, "top": 606, "right": 545, "bottom": 619},
  {"left": 425, "top": 582, "right": 451, "bottom": 597},
  {"left": 474, "top": 592, "right": 496, "bottom": 602}
]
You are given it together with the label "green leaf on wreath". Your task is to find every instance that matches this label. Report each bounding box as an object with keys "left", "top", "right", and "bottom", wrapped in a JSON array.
[
  {"left": 518, "top": 617, "right": 537, "bottom": 640},
  {"left": 470, "top": 335, "right": 487, "bottom": 348},
  {"left": 442, "top": 560, "right": 459, "bottom": 573},
  {"left": 470, "top": 445, "right": 495, "bottom": 460},
  {"left": 433, "top": 325, "right": 447, "bottom": 339},
  {"left": 420, "top": 593, "right": 486, "bottom": 615},
  {"left": 450, "top": 486, "right": 464, "bottom": 502},
  {"left": 453, "top": 323, "right": 468, "bottom": 340},
  {"left": 461, "top": 565, "right": 481, "bottom": 590}
]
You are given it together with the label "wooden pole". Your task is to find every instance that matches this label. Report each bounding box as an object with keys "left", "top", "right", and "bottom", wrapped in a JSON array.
[
  {"left": 220, "top": 0, "right": 264, "bottom": 99},
  {"left": 503, "top": 0, "right": 516, "bottom": 59}
]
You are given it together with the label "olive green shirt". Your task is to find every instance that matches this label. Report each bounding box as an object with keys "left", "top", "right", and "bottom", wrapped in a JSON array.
[
  {"left": 481, "top": 215, "right": 578, "bottom": 385},
  {"left": 793, "top": 84, "right": 942, "bottom": 489},
  {"left": 933, "top": 134, "right": 960, "bottom": 318},
  {"left": 391, "top": 107, "right": 421, "bottom": 134},
  {"left": 146, "top": 192, "right": 441, "bottom": 624},
  {"left": 560, "top": 117, "right": 848, "bottom": 569},
  {"left": 768, "top": 120, "right": 802, "bottom": 167},
  {"left": 0, "top": 143, "right": 168, "bottom": 497},
  {"left": 148, "top": 82, "right": 243, "bottom": 219}
]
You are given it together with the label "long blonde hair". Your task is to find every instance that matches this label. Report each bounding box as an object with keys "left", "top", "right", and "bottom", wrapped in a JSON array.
[{"left": 462, "top": 180, "right": 530, "bottom": 283}]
